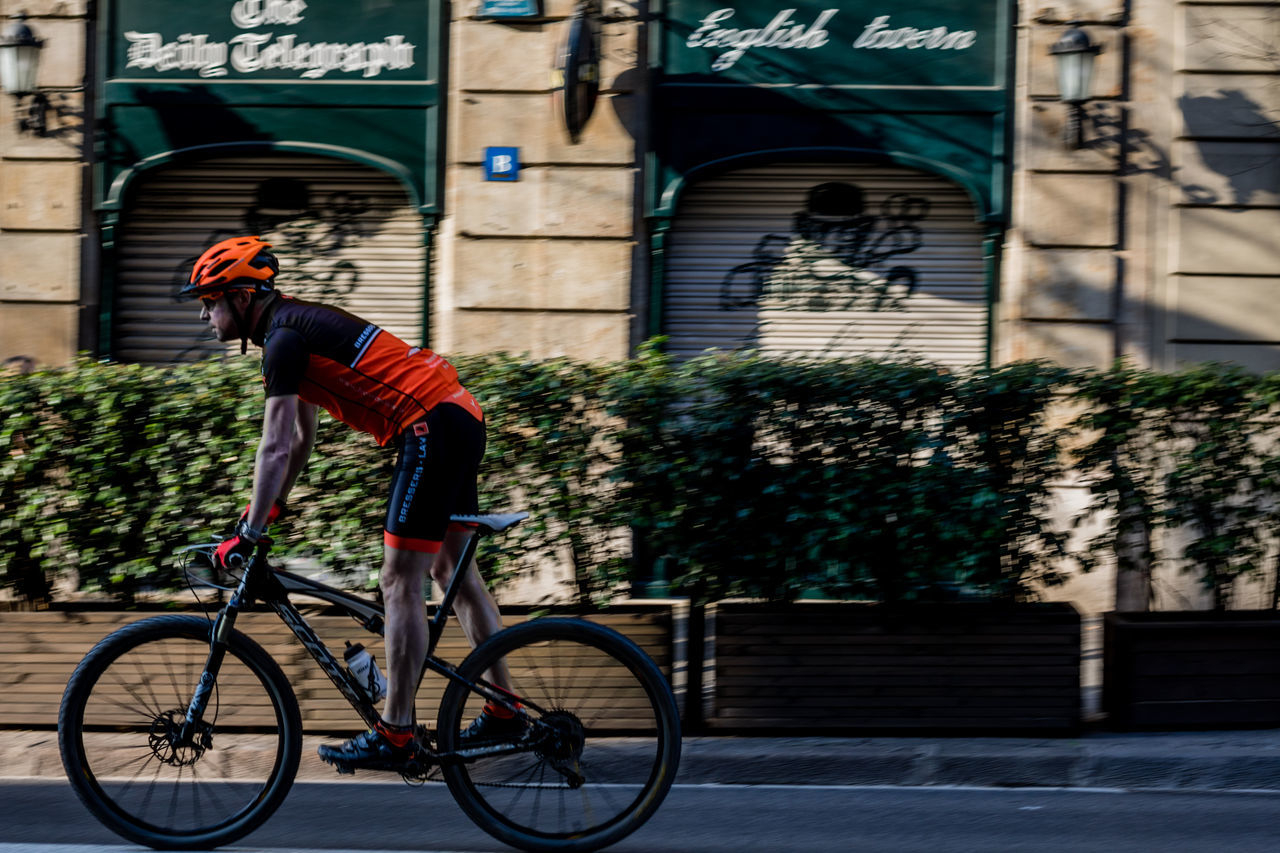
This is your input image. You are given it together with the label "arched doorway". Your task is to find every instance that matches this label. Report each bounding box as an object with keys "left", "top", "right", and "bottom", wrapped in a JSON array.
[{"left": 111, "top": 154, "right": 427, "bottom": 363}]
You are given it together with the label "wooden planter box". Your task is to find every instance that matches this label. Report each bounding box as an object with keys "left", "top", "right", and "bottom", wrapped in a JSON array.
[
  {"left": 0, "top": 601, "right": 686, "bottom": 733},
  {"left": 1103, "top": 610, "right": 1280, "bottom": 730},
  {"left": 702, "top": 601, "right": 1081, "bottom": 733}
]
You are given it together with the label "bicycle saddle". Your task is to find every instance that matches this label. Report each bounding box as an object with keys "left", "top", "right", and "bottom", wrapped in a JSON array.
[{"left": 449, "top": 512, "right": 530, "bottom": 533}]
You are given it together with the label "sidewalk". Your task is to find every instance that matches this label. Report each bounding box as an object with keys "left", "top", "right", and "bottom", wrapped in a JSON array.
[{"left": 10, "top": 728, "right": 1280, "bottom": 792}]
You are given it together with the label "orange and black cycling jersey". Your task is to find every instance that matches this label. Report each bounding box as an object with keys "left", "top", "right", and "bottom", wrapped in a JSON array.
[{"left": 254, "top": 294, "right": 482, "bottom": 446}]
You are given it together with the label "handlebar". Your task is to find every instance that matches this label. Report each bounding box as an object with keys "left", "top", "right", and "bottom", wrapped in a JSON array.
[{"left": 177, "top": 536, "right": 272, "bottom": 592}]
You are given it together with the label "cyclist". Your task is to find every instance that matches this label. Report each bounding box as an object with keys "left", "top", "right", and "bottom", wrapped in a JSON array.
[{"left": 183, "top": 235, "right": 521, "bottom": 773}]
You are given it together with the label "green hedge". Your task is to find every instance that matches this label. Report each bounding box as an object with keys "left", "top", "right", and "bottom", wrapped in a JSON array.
[
  {"left": 1070, "top": 362, "right": 1280, "bottom": 610},
  {"left": 607, "top": 348, "right": 1070, "bottom": 603},
  {"left": 3, "top": 350, "right": 1278, "bottom": 607}
]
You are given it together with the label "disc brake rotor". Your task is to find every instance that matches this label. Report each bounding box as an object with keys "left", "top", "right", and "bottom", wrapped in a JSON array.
[{"left": 147, "top": 709, "right": 210, "bottom": 767}]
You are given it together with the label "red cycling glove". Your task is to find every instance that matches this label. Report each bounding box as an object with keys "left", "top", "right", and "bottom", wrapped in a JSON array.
[
  {"left": 217, "top": 500, "right": 286, "bottom": 570},
  {"left": 214, "top": 530, "right": 256, "bottom": 570}
]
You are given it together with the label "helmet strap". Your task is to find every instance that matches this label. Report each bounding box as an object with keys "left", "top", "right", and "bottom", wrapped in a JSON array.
[{"left": 226, "top": 291, "right": 251, "bottom": 355}]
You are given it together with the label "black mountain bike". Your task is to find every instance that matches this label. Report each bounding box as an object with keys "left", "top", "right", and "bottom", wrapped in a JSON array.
[{"left": 58, "top": 512, "right": 681, "bottom": 852}]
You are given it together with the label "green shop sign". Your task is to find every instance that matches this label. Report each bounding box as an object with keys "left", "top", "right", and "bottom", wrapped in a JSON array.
[
  {"left": 109, "top": 0, "right": 427, "bottom": 81},
  {"left": 98, "top": 0, "right": 444, "bottom": 219},
  {"left": 663, "top": 1, "right": 1001, "bottom": 86},
  {"left": 651, "top": 0, "right": 1012, "bottom": 221}
]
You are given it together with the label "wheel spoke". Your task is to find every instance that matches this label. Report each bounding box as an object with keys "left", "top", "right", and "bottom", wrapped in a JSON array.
[{"left": 439, "top": 619, "right": 680, "bottom": 850}]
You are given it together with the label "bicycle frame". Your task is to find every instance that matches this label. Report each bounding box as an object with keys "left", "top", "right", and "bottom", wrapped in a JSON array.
[{"left": 182, "top": 517, "right": 526, "bottom": 756}]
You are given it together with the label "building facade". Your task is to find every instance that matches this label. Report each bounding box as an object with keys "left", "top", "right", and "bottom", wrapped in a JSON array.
[{"left": 2, "top": 0, "right": 1278, "bottom": 373}]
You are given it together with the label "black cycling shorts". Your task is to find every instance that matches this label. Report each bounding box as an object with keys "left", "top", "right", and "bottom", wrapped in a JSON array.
[{"left": 383, "top": 402, "right": 486, "bottom": 553}]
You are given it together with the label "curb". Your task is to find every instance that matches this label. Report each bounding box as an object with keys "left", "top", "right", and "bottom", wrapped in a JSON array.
[
  {"left": 11, "top": 731, "right": 1280, "bottom": 792},
  {"left": 673, "top": 734, "right": 1280, "bottom": 791}
]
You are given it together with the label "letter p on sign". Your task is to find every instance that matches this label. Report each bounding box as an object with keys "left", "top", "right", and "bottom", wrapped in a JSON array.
[{"left": 484, "top": 147, "right": 521, "bottom": 181}]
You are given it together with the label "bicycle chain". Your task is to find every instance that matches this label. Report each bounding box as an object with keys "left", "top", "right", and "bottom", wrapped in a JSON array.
[{"left": 472, "top": 758, "right": 586, "bottom": 789}]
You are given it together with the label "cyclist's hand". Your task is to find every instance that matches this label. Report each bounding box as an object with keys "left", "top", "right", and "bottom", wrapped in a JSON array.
[
  {"left": 215, "top": 522, "right": 262, "bottom": 570},
  {"left": 238, "top": 499, "right": 287, "bottom": 529}
]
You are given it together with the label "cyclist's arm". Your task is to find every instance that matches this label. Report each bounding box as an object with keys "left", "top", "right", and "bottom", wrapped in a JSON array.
[
  {"left": 280, "top": 400, "right": 318, "bottom": 503},
  {"left": 252, "top": 326, "right": 313, "bottom": 529},
  {"left": 246, "top": 394, "right": 297, "bottom": 533}
]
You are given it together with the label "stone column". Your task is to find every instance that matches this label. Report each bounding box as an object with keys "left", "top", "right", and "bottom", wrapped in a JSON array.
[
  {"left": 438, "top": 0, "right": 642, "bottom": 360},
  {"left": 0, "top": 0, "right": 89, "bottom": 369},
  {"left": 1004, "top": 2, "right": 1126, "bottom": 369}
]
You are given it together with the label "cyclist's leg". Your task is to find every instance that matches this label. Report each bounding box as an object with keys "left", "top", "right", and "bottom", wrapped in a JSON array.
[
  {"left": 413, "top": 404, "right": 519, "bottom": 737},
  {"left": 437, "top": 404, "right": 512, "bottom": 689},
  {"left": 380, "top": 544, "right": 433, "bottom": 727},
  {"left": 316, "top": 546, "right": 435, "bottom": 770},
  {"left": 319, "top": 421, "right": 443, "bottom": 771},
  {"left": 434, "top": 526, "right": 512, "bottom": 690},
  {"left": 378, "top": 416, "right": 443, "bottom": 729},
  {"left": 383, "top": 400, "right": 504, "bottom": 692}
]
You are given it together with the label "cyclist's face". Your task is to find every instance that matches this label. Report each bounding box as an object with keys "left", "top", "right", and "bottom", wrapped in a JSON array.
[{"left": 200, "top": 293, "right": 240, "bottom": 342}]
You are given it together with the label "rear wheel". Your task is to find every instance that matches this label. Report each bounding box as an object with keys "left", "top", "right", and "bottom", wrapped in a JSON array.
[
  {"left": 437, "top": 618, "right": 681, "bottom": 853},
  {"left": 59, "top": 614, "right": 301, "bottom": 850}
]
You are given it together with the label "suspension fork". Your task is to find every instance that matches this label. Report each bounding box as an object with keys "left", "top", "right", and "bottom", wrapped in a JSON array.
[{"left": 180, "top": 546, "right": 262, "bottom": 740}]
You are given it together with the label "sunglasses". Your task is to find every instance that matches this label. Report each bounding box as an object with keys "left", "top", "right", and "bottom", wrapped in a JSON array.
[{"left": 200, "top": 296, "right": 219, "bottom": 310}]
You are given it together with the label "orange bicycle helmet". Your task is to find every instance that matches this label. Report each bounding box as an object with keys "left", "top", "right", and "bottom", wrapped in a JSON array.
[{"left": 181, "top": 236, "right": 279, "bottom": 299}]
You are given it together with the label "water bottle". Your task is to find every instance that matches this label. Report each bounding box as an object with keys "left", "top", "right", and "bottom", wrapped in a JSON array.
[{"left": 343, "top": 641, "right": 387, "bottom": 702}]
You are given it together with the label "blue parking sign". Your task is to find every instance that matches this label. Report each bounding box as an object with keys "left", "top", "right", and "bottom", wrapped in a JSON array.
[
  {"left": 484, "top": 147, "right": 520, "bottom": 182},
  {"left": 478, "top": 0, "right": 541, "bottom": 17}
]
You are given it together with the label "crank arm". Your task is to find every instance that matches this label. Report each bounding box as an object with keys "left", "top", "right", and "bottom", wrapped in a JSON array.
[
  {"left": 440, "top": 739, "right": 533, "bottom": 763},
  {"left": 550, "top": 761, "right": 585, "bottom": 788}
]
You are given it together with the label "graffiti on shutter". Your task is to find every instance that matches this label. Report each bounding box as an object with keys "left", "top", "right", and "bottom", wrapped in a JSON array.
[
  {"left": 663, "top": 163, "right": 987, "bottom": 366},
  {"left": 720, "top": 182, "right": 929, "bottom": 315}
]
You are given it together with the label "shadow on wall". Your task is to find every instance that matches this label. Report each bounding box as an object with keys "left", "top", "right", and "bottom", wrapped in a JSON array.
[
  {"left": 1078, "top": 93, "right": 1280, "bottom": 209},
  {"left": 1178, "top": 89, "right": 1280, "bottom": 206},
  {"left": 1030, "top": 248, "right": 1280, "bottom": 371},
  {"left": 133, "top": 85, "right": 272, "bottom": 152},
  {"left": 607, "top": 67, "right": 642, "bottom": 141}
]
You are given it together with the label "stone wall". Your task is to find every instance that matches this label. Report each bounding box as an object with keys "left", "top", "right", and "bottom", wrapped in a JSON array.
[
  {"left": 1168, "top": 1, "right": 1280, "bottom": 370},
  {"left": 435, "top": 0, "right": 644, "bottom": 360},
  {"left": 0, "top": 2, "right": 647, "bottom": 368},
  {"left": 1008, "top": 0, "right": 1280, "bottom": 373},
  {"left": 0, "top": 0, "right": 90, "bottom": 370}
]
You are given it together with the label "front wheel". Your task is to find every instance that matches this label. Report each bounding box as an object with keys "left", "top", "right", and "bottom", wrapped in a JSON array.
[
  {"left": 59, "top": 614, "right": 302, "bottom": 850},
  {"left": 437, "top": 618, "right": 682, "bottom": 853}
]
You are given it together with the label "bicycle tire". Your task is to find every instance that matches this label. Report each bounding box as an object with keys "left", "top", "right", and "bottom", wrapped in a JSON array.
[
  {"left": 437, "top": 618, "right": 681, "bottom": 853},
  {"left": 59, "top": 614, "right": 302, "bottom": 850}
]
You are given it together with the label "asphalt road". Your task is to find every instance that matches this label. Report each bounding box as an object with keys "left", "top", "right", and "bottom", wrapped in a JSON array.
[{"left": 4, "top": 779, "right": 1280, "bottom": 852}]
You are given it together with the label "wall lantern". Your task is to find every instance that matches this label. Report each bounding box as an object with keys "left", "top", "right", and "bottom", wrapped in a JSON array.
[
  {"left": 1049, "top": 24, "right": 1102, "bottom": 149},
  {"left": 0, "top": 12, "right": 48, "bottom": 136}
]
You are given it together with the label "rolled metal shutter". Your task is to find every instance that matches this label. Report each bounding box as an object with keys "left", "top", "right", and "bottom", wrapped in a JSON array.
[
  {"left": 662, "top": 163, "right": 989, "bottom": 368},
  {"left": 113, "top": 155, "right": 427, "bottom": 363}
]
